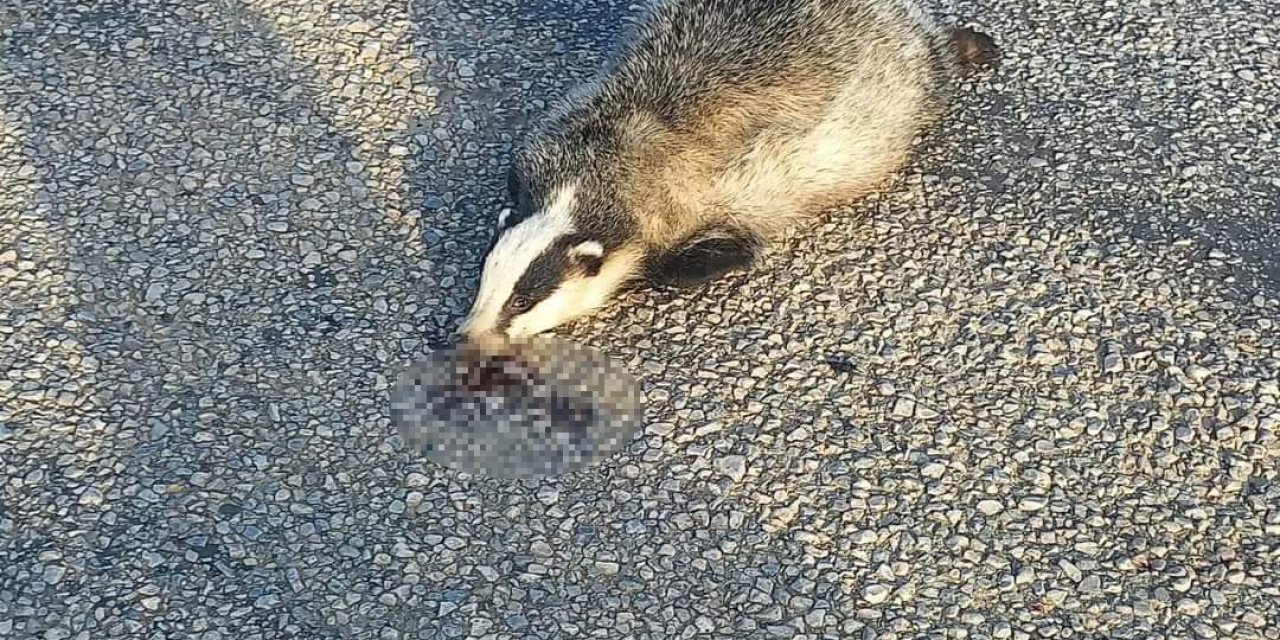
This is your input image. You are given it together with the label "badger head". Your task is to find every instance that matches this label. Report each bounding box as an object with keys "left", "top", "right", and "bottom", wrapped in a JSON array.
[{"left": 458, "top": 180, "right": 642, "bottom": 342}]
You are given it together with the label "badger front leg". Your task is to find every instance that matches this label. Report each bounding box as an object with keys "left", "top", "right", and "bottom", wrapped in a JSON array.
[{"left": 643, "top": 226, "right": 764, "bottom": 289}]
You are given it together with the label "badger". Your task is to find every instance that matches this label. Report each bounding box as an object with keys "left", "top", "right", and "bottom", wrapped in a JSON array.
[{"left": 458, "top": 0, "right": 999, "bottom": 341}]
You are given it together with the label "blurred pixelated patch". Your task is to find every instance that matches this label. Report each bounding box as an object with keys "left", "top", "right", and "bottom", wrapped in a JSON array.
[{"left": 389, "top": 336, "right": 644, "bottom": 479}]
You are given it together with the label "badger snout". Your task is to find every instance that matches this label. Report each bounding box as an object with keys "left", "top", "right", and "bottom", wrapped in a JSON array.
[
  {"left": 454, "top": 315, "right": 495, "bottom": 344},
  {"left": 455, "top": 309, "right": 522, "bottom": 347}
]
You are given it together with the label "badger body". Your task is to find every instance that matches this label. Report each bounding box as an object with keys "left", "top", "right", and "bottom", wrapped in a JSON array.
[{"left": 459, "top": 0, "right": 998, "bottom": 340}]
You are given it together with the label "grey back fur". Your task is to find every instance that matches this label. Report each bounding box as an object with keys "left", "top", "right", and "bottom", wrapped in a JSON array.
[{"left": 504, "top": 0, "right": 994, "bottom": 250}]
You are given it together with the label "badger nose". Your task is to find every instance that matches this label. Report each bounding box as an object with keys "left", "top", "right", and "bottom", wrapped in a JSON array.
[
  {"left": 452, "top": 319, "right": 470, "bottom": 338},
  {"left": 448, "top": 317, "right": 475, "bottom": 344},
  {"left": 452, "top": 324, "right": 481, "bottom": 345},
  {"left": 453, "top": 319, "right": 501, "bottom": 347}
]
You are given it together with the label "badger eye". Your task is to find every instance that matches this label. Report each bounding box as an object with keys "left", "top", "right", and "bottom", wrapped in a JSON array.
[{"left": 508, "top": 295, "right": 533, "bottom": 313}]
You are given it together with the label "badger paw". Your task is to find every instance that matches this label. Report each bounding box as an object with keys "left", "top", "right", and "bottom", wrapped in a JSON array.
[{"left": 643, "top": 227, "right": 763, "bottom": 289}]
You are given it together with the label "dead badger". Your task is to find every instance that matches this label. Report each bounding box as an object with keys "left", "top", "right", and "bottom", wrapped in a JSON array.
[{"left": 459, "top": 0, "right": 998, "bottom": 341}]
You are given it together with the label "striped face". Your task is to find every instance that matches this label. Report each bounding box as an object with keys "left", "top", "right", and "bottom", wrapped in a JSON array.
[{"left": 459, "top": 183, "right": 640, "bottom": 341}]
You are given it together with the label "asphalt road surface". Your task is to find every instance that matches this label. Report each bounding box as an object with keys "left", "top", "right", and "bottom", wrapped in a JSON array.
[{"left": 1, "top": 0, "right": 1278, "bottom": 638}]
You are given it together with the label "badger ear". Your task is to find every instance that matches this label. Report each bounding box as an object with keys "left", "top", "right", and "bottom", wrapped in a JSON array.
[{"left": 567, "top": 240, "right": 605, "bottom": 277}]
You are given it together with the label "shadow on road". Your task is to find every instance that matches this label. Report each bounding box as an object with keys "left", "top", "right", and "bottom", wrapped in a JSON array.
[
  {"left": 2, "top": 0, "right": 1276, "bottom": 637},
  {"left": 1, "top": 0, "right": 452, "bottom": 636}
]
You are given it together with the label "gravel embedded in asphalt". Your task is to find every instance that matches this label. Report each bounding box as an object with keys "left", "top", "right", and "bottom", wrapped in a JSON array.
[{"left": 1, "top": 0, "right": 1278, "bottom": 638}]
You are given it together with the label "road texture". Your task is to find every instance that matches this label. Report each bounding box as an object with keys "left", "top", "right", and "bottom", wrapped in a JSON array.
[{"left": 2, "top": 0, "right": 1278, "bottom": 638}]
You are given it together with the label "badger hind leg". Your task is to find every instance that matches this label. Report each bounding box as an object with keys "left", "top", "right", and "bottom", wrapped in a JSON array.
[
  {"left": 949, "top": 26, "right": 1000, "bottom": 67},
  {"left": 643, "top": 227, "right": 764, "bottom": 289}
]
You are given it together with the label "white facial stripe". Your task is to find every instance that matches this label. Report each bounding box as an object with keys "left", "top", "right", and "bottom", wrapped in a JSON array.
[
  {"left": 496, "top": 207, "right": 512, "bottom": 227},
  {"left": 506, "top": 246, "right": 642, "bottom": 338},
  {"left": 508, "top": 279, "right": 583, "bottom": 337},
  {"left": 461, "top": 182, "right": 579, "bottom": 336}
]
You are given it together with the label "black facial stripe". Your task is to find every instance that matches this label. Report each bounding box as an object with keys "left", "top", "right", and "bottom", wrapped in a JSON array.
[
  {"left": 500, "top": 248, "right": 571, "bottom": 322},
  {"left": 500, "top": 207, "right": 535, "bottom": 231},
  {"left": 506, "top": 161, "right": 523, "bottom": 203},
  {"left": 503, "top": 161, "right": 538, "bottom": 231}
]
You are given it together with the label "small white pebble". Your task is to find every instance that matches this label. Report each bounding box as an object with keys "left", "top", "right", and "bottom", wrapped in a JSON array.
[
  {"left": 976, "top": 499, "right": 1003, "bottom": 516},
  {"left": 862, "top": 583, "right": 892, "bottom": 604}
]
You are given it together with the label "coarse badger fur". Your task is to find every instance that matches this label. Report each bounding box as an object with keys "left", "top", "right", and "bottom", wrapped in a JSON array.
[{"left": 459, "top": 0, "right": 998, "bottom": 341}]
